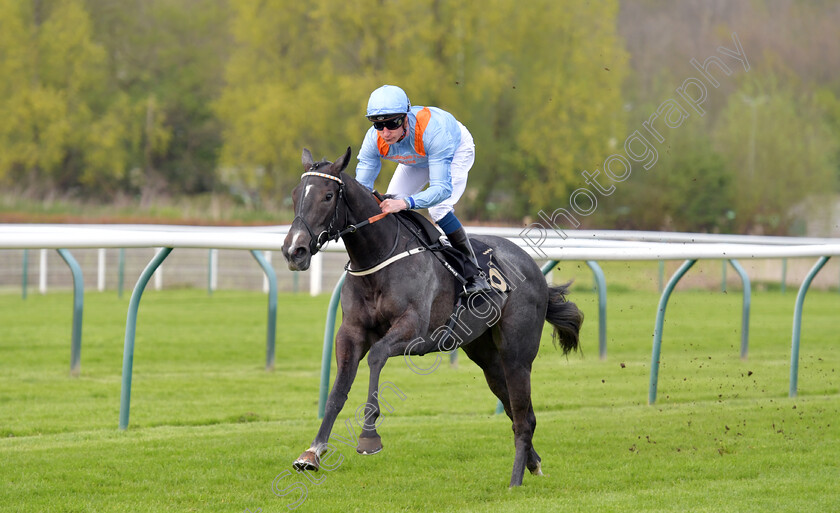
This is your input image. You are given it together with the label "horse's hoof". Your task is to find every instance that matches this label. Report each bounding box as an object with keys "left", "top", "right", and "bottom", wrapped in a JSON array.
[
  {"left": 356, "top": 435, "right": 383, "bottom": 455},
  {"left": 529, "top": 462, "right": 543, "bottom": 476},
  {"left": 292, "top": 450, "right": 319, "bottom": 472}
]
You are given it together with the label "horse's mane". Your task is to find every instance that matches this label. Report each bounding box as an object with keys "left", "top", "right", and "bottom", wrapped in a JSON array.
[{"left": 339, "top": 170, "right": 378, "bottom": 207}]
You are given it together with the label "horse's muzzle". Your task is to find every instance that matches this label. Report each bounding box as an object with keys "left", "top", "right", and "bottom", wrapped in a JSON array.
[
  {"left": 282, "top": 231, "right": 312, "bottom": 271},
  {"left": 286, "top": 246, "right": 311, "bottom": 271}
]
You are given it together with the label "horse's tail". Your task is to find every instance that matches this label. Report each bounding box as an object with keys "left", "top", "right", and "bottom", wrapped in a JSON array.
[{"left": 545, "top": 282, "right": 584, "bottom": 355}]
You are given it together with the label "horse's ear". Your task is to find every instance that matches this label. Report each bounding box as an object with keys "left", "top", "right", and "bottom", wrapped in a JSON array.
[
  {"left": 301, "top": 148, "right": 315, "bottom": 171},
  {"left": 331, "top": 146, "right": 352, "bottom": 175}
]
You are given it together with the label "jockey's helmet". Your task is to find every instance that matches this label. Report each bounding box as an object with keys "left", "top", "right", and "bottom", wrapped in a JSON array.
[{"left": 366, "top": 85, "right": 411, "bottom": 121}]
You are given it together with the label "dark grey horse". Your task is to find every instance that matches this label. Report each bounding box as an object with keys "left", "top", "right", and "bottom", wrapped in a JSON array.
[{"left": 281, "top": 147, "right": 583, "bottom": 487}]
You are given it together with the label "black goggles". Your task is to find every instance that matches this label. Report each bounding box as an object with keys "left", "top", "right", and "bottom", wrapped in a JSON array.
[{"left": 370, "top": 115, "right": 405, "bottom": 131}]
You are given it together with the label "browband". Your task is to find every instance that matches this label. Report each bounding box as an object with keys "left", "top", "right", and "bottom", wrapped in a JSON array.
[{"left": 301, "top": 171, "right": 343, "bottom": 185}]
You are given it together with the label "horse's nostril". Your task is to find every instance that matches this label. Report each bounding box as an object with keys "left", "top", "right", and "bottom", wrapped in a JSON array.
[{"left": 293, "top": 247, "right": 307, "bottom": 260}]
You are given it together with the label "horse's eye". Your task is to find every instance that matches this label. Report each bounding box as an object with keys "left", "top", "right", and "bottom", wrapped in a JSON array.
[{"left": 325, "top": 193, "right": 334, "bottom": 201}]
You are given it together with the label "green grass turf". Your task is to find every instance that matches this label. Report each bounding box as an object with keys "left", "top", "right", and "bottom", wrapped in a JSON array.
[{"left": 0, "top": 286, "right": 838, "bottom": 512}]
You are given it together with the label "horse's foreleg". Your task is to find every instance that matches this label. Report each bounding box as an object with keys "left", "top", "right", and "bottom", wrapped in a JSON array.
[
  {"left": 293, "top": 326, "right": 365, "bottom": 472},
  {"left": 356, "top": 316, "right": 428, "bottom": 455}
]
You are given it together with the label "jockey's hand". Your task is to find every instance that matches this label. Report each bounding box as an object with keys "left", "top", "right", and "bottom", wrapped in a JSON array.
[{"left": 380, "top": 198, "right": 408, "bottom": 214}]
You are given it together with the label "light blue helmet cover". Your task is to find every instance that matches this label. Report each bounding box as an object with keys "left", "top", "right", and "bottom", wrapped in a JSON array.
[{"left": 366, "top": 85, "right": 411, "bottom": 120}]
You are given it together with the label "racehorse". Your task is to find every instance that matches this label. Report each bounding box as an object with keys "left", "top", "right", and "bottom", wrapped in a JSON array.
[{"left": 281, "top": 147, "right": 583, "bottom": 487}]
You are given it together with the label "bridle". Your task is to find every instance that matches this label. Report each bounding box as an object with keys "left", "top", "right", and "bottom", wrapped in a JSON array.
[
  {"left": 292, "top": 166, "right": 395, "bottom": 256},
  {"left": 291, "top": 166, "right": 347, "bottom": 255}
]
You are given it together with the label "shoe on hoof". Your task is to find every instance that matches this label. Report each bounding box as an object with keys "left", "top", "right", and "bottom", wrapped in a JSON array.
[
  {"left": 293, "top": 451, "right": 319, "bottom": 472},
  {"left": 356, "top": 436, "right": 383, "bottom": 455}
]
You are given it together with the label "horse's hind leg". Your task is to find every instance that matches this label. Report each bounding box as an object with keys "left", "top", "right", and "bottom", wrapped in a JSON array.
[
  {"left": 462, "top": 330, "right": 542, "bottom": 480},
  {"left": 356, "top": 341, "right": 390, "bottom": 455},
  {"left": 462, "top": 333, "right": 511, "bottom": 412},
  {"left": 522, "top": 407, "right": 542, "bottom": 476},
  {"left": 491, "top": 317, "right": 542, "bottom": 487},
  {"left": 501, "top": 360, "right": 537, "bottom": 487}
]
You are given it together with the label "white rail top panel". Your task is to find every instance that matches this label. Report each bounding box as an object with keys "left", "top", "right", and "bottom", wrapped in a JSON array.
[{"left": 1, "top": 224, "right": 840, "bottom": 261}]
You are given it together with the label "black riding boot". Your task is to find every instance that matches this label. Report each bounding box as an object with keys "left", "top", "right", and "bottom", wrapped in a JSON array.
[{"left": 446, "top": 227, "right": 492, "bottom": 296}]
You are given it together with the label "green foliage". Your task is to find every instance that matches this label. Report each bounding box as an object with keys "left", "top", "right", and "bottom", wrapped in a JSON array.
[
  {"left": 2, "top": 0, "right": 840, "bottom": 231},
  {"left": 0, "top": 0, "right": 111, "bottom": 191},
  {"left": 714, "top": 74, "right": 838, "bottom": 234},
  {"left": 215, "top": 0, "right": 628, "bottom": 219},
  {"left": 814, "top": 86, "right": 840, "bottom": 187},
  {"left": 84, "top": 0, "right": 230, "bottom": 195},
  {"left": 0, "top": 0, "right": 229, "bottom": 200},
  {"left": 596, "top": 113, "right": 732, "bottom": 232},
  {"left": 508, "top": 1, "right": 628, "bottom": 216}
]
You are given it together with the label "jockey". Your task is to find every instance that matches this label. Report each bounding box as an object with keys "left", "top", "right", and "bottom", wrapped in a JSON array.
[{"left": 355, "top": 84, "right": 491, "bottom": 296}]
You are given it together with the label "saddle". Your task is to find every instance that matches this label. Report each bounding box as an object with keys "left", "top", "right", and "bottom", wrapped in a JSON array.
[{"left": 394, "top": 210, "right": 510, "bottom": 295}]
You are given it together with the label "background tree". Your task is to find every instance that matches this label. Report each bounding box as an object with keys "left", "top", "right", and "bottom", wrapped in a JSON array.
[
  {"left": 84, "top": 0, "right": 230, "bottom": 200},
  {"left": 592, "top": 67, "right": 732, "bottom": 232},
  {"left": 714, "top": 74, "right": 837, "bottom": 234},
  {"left": 507, "top": 0, "right": 628, "bottom": 218},
  {"left": 0, "top": 0, "right": 116, "bottom": 194},
  {"left": 596, "top": 120, "right": 731, "bottom": 232}
]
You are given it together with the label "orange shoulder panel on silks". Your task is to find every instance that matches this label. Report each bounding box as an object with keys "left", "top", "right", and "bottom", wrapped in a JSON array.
[{"left": 413, "top": 107, "right": 431, "bottom": 157}]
